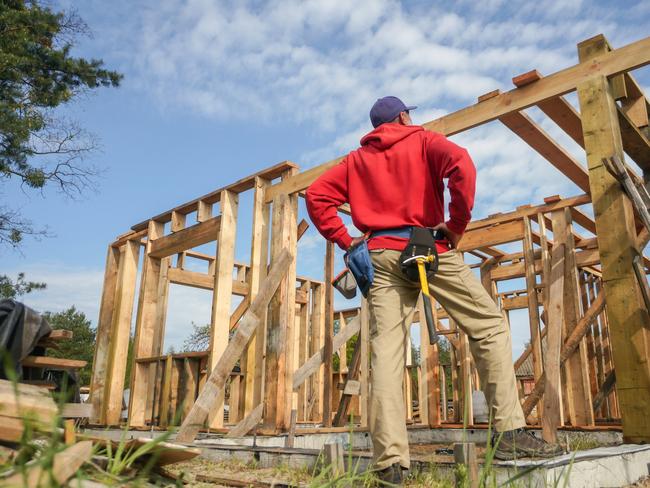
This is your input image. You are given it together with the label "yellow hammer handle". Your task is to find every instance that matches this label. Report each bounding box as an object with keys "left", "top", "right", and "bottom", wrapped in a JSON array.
[{"left": 417, "top": 259, "right": 430, "bottom": 297}]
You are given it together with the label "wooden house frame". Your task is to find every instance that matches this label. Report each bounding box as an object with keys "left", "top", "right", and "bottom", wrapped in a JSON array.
[{"left": 90, "top": 34, "right": 650, "bottom": 443}]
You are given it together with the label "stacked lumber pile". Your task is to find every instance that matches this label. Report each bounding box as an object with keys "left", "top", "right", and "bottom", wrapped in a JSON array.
[{"left": 0, "top": 379, "right": 200, "bottom": 486}]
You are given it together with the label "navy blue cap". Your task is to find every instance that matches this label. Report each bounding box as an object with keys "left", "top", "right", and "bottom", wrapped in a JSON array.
[{"left": 369, "top": 96, "right": 417, "bottom": 128}]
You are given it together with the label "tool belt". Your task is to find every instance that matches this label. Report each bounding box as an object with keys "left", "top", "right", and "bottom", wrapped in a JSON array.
[{"left": 372, "top": 226, "right": 439, "bottom": 281}]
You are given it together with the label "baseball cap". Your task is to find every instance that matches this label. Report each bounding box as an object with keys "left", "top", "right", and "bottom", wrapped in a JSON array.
[{"left": 369, "top": 96, "right": 417, "bottom": 128}]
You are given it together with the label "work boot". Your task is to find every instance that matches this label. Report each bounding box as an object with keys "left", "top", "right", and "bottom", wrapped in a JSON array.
[
  {"left": 375, "top": 463, "right": 408, "bottom": 486},
  {"left": 493, "top": 428, "right": 564, "bottom": 460}
]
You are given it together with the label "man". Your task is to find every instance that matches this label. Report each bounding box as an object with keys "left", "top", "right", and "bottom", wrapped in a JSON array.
[{"left": 305, "top": 96, "right": 562, "bottom": 484}]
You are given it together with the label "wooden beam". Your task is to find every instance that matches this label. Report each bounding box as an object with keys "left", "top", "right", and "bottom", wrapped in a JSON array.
[
  {"left": 522, "top": 216, "right": 543, "bottom": 422},
  {"left": 208, "top": 191, "right": 239, "bottom": 429},
  {"left": 592, "top": 371, "right": 616, "bottom": 413},
  {"left": 457, "top": 220, "right": 524, "bottom": 251},
  {"left": 577, "top": 35, "right": 650, "bottom": 442},
  {"left": 22, "top": 356, "right": 87, "bottom": 369},
  {"left": 424, "top": 35, "right": 650, "bottom": 136},
  {"left": 132, "top": 161, "right": 298, "bottom": 231},
  {"left": 167, "top": 267, "right": 250, "bottom": 295},
  {"left": 618, "top": 106, "right": 650, "bottom": 172},
  {"left": 227, "top": 403, "right": 264, "bottom": 438},
  {"left": 244, "top": 177, "right": 270, "bottom": 415},
  {"left": 297, "top": 219, "right": 310, "bottom": 241},
  {"left": 149, "top": 217, "right": 221, "bottom": 259},
  {"left": 552, "top": 207, "right": 595, "bottom": 426},
  {"left": 129, "top": 220, "right": 165, "bottom": 427},
  {"left": 104, "top": 240, "right": 140, "bottom": 426},
  {"left": 264, "top": 36, "right": 650, "bottom": 199},
  {"left": 175, "top": 247, "right": 293, "bottom": 443},
  {"left": 293, "top": 315, "right": 360, "bottom": 391},
  {"left": 90, "top": 245, "right": 120, "bottom": 424},
  {"left": 542, "top": 243, "right": 564, "bottom": 442},
  {"left": 322, "top": 241, "right": 335, "bottom": 427},
  {"left": 309, "top": 283, "right": 325, "bottom": 421},
  {"left": 359, "top": 297, "right": 370, "bottom": 428},
  {"left": 499, "top": 111, "right": 590, "bottom": 193},
  {"left": 523, "top": 291, "right": 605, "bottom": 418},
  {"left": 467, "top": 194, "right": 590, "bottom": 232},
  {"left": 263, "top": 191, "right": 298, "bottom": 431}
]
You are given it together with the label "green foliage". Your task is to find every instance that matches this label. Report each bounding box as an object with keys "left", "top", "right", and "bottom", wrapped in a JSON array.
[
  {"left": 0, "top": 0, "right": 122, "bottom": 246},
  {"left": 0, "top": 272, "right": 45, "bottom": 298},
  {"left": 41, "top": 306, "right": 94, "bottom": 384}
]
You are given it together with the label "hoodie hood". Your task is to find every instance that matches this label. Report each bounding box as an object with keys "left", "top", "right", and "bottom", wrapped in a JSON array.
[{"left": 360, "top": 123, "right": 423, "bottom": 150}]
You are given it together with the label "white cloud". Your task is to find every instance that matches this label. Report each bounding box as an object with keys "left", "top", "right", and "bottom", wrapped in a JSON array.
[{"left": 2, "top": 263, "right": 105, "bottom": 322}]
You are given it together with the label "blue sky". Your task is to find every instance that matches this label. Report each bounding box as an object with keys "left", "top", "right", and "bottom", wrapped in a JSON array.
[{"left": 2, "top": 0, "right": 649, "bottom": 356}]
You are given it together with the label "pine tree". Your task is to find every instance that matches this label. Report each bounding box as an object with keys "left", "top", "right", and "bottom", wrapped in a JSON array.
[{"left": 0, "top": 1, "right": 122, "bottom": 246}]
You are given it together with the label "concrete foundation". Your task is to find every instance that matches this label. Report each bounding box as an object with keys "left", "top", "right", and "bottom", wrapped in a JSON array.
[{"left": 84, "top": 427, "right": 649, "bottom": 486}]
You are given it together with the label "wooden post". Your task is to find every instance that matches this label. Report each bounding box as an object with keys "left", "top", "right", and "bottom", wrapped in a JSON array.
[
  {"left": 359, "top": 297, "right": 370, "bottom": 428},
  {"left": 262, "top": 192, "right": 298, "bottom": 431},
  {"left": 297, "top": 296, "right": 310, "bottom": 421},
  {"left": 104, "top": 240, "right": 140, "bottom": 426},
  {"left": 310, "top": 283, "right": 325, "bottom": 422},
  {"left": 551, "top": 207, "right": 594, "bottom": 426},
  {"left": 441, "top": 365, "right": 448, "bottom": 421},
  {"left": 159, "top": 355, "right": 173, "bottom": 428},
  {"left": 146, "top": 255, "right": 170, "bottom": 423},
  {"left": 577, "top": 34, "right": 650, "bottom": 441},
  {"left": 523, "top": 216, "right": 544, "bottom": 422},
  {"left": 90, "top": 245, "right": 120, "bottom": 424},
  {"left": 454, "top": 442, "right": 479, "bottom": 488},
  {"left": 459, "top": 329, "right": 473, "bottom": 425},
  {"left": 243, "top": 177, "right": 270, "bottom": 416},
  {"left": 129, "top": 220, "right": 164, "bottom": 427},
  {"left": 543, "top": 243, "right": 565, "bottom": 443},
  {"left": 323, "top": 443, "right": 345, "bottom": 478},
  {"left": 207, "top": 190, "right": 239, "bottom": 429},
  {"left": 322, "top": 241, "right": 335, "bottom": 427}
]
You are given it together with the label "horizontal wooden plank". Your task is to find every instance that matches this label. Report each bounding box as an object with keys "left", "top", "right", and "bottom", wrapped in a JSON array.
[
  {"left": 22, "top": 356, "right": 87, "bottom": 370},
  {"left": 41, "top": 330, "right": 73, "bottom": 342},
  {"left": 491, "top": 248, "right": 601, "bottom": 281},
  {"left": 61, "top": 403, "right": 94, "bottom": 418},
  {"left": 149, "top": 217, "right": 221, "bottom": 259},
  {"left": 457, "top": 220, "right": 524, "bottom": 251},
  {"left": 466, "top": 194, "right": 591, "bottom": 232}
]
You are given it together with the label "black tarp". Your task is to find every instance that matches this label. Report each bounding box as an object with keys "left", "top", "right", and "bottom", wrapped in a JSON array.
[{"left": 0, "top": 299, "right": 52, "bottom": 379}]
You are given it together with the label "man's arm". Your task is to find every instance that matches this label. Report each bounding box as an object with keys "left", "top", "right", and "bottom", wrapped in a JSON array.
[
  {"left": 305, "top": 159, "right": 354, "bottom": 250},
  {"left": 426, "top": 134, "right": 477, "bottom": 246}
]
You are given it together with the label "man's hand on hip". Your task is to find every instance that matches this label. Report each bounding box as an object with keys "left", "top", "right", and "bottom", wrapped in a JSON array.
[
  {"left": 344, "top": 236, "right": 366, "bottom": 266},
  {"left": 433, "top": 223, "right": 462, "bottom": 249},
  {"left": 348, "top": 235, "right": 366, "bottom": 250}
]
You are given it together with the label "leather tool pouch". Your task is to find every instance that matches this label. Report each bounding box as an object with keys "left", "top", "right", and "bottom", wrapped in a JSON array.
[
  {"left": 344, "top": 240, "right": 374, "bottom": 298},
  {"left": 399, "top": 227, "right": 439, "bottom": 282}
]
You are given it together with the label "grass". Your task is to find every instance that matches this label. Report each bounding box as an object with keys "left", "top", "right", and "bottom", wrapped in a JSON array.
[{"left": 0, "top": 366, "right": 179, "bottom": 486}]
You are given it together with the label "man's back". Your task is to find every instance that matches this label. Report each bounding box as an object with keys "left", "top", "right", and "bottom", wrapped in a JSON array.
[{"left": 306, "top": 122, "right": 476, "bottom": 252}]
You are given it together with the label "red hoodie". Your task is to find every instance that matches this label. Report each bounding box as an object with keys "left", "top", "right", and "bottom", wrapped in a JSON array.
[{"left": 305, "top": 123, "right": 476, "bottom": 254}]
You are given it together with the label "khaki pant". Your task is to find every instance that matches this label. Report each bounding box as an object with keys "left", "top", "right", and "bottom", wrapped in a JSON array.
[{"left": 368, "top": 249, "right": 526, "bottom": 469}]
